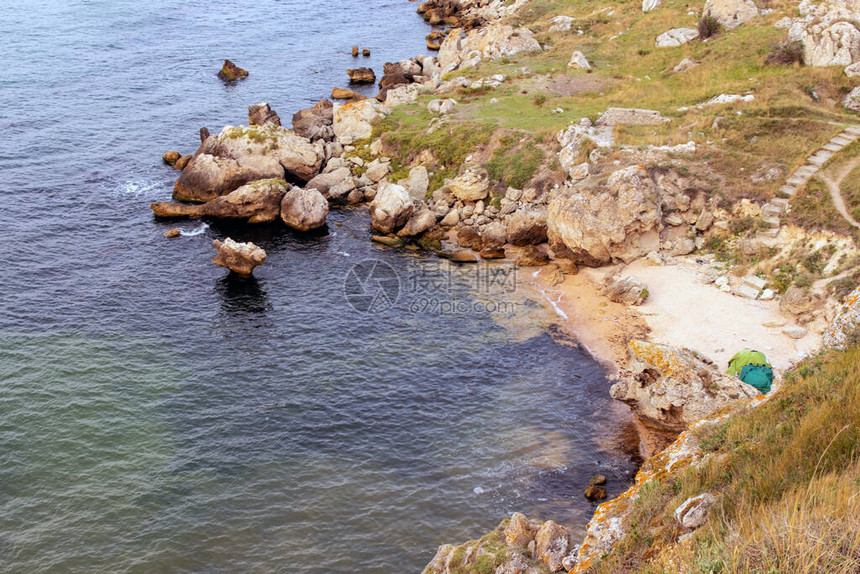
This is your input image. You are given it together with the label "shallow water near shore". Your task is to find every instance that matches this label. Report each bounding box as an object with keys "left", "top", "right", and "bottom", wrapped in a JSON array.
[{"left": 0, "top": 1, "right": 637, "bottom": 571}]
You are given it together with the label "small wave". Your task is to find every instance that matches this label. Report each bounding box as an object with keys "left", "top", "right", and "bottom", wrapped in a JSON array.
[
  {"left": 540, "top": 288, "right": 569, "bottom": 320},
  {"left": 114, "top": 179, "right": 162, "bottom": 197},
  {"left": 335, "top": 251, "right": 350, "bottom": 257},
  {"left": 180, "top": 223, "right": 209, "bottom": 237}
]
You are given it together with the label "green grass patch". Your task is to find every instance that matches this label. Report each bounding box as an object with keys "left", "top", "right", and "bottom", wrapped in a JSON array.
[{"left": 486, "top": 134, "right": 546, "bottom": 188}]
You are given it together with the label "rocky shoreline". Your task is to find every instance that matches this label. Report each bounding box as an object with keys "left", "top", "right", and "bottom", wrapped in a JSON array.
[{"left": 151, "top": 0, "right": 860, "bottom": 571}]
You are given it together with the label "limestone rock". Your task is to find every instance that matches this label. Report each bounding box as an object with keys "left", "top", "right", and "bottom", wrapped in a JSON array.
[
  {"left": 291, "top": 99, "right": 334, "bottom": 141},
  {"left": 845, "top": 61, "right": 860, "bottom": 77},
  {"left": 212, "top": 238, "right": 265, "bottom": 277},
  {"left": 517, "top": 245, "right": 550, "bottom": 266},
  {"left": 397, "top": 210, "right": 436, "bottom": 237},
  {"left": 369, "top": 182, "right": 414, "bottom": 233},
  {"left": 438, "top": 25, "right": 542, "bottom": 74},
  {"left": 656, "top": 28, "right": 699, "bottom": 47},
  {"left": 365, "top": 161, "right": 392, "bottom": 183},
  {"left": 482, "top": 221, "right": 508, "bottom": 246},
  {"left": 843, "top": 86, "right": 860, "bottom": 112},
  {"left": 504, "top": 513, "right": 537, "bottom": 547},
  {"left": 449, "top": 169, "right": 490, "bottom": 201},
  {"left": 603, "top": 275, "right": 649, "bottom": 306},
  {"left": 823, "top": 284, "right": 860, "bottom": 348},
  {"left": 548, "top": 15, "right": 574, "bottom": 32},
  {"left": 399, "top": 166, "right": 430, "bottom": 200},
  {"left": 674, "top": 58, "right": 699, "bottom": 73},
  {"left": 704, "top": 0, "right": 761, "bottom": 30},
  {"left": 457, "top": 226, "right": 483, "bottom": 250},
  {"left": 643, "top": 0, "right": 662, "bottom": 12},
  {"left": 675, "top": 493, "right": 718, "bottom": 530},
  {"left": 346, "top": 67, "right": 376, "bottom": 83},
  {"left": 333, "top": 99, "right": 390, "bottom": 144},
  {"left": 610, "top": 340, "right": 759, "bottom": 433},
  {"left": 217, "top": 59, "right": 248, "bottom": 81},
  {"left": 280, "top": 187, "right": 329, "bottom": 231},
  {"left": 248, "top": 102, "right": 281, "bottom": 127},
  {"left": 779, "top": 286, "right": 823, "bottom": 316},
  {"left": 568, "top": 51, "right": 591, "bottom": 70},
  {"left": 153, "top": 179, "right": 287, "bottom": 223},
  {"left": 173, "top": 125, "right": 324, "bottom": 202},
  {"left": 331, "top": 87, "right": 366, "bottom": 100},
  {"left": 305, "top": 167, "right": 352, "bottom": 200},
  {"left": 548, "top": 165, "right": 662, "bottom": 266},
  {"left": 534, "top": 521, "right": 570, "bottom": 572},
  {"left": 428, "top": 98, "right": 457, "bottom": 115},
  {"left": 507, "top": 208, "right": 548, "bottom": 246},
  {"left": 788, "top": 0, "right": 860, "bottom": 67},
  {"left": 384, "top": 84, "right": 422, "bottom": 107}
]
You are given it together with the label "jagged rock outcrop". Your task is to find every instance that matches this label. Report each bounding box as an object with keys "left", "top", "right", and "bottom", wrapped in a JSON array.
[
  {"left": 610, "top": 340, "right": 759, "bottom": 433},
  {"left": 704, "top": 0, "right": 761, "bottom": 30},
  {"left": 423, "top": 513, "right": 573, "bottom": 574},
  {"left": 291, "top": 99, "right": 334, "bottom": 141},
  {"left": 333, "top": 99, "right": 390, "bottom": 144},
  {"left": 787, "top": 0, "right": 860, "bottom": 67},
  {"left": 823, "top": 284, "right": 860, "bottom": 348},
  {"left": 212, "top": 238, "right": 266, "bottom": 276},
  {"left": 438, "top": 24, "right": 541, "bottom": 74},
  {"left": 173, "top": 125, "right": 324, "bottom": 202},
  {"left": 152, "top": 179, "right": 288, "bottom": 223},
  {"left": 248, "top": 102, "right": 281, "bottom": 127},
  {"left": 548, "top": 165, "right": 662, "bottom": 266},
  {"left": 217, "top": 59, "right": 248, "bottom": 81},
  {"left": 369, "top": 182, "right": 414, "bottom": 233}
]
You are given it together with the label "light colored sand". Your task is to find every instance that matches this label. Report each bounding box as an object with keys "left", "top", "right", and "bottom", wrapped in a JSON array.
[{"left": 534, "top": 256, "right": 822, "bottom": 374}]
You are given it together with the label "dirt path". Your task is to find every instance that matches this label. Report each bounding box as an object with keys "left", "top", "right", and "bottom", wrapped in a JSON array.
[{"left": 820, "top": 155, "right": 860, "bottom": 230}]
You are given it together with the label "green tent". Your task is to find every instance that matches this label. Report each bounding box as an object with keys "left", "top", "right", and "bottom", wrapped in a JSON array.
[{"left": 727, "top": 349, "right": 773, "bottom": 394}]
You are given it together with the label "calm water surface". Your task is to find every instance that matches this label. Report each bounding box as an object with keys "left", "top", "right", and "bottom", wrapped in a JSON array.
[{"left": 0, "top": 1, "right": 637, "bottom": 571}]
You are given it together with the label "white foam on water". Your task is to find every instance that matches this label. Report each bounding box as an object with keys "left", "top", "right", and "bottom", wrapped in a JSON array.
[
  {"left": 335, "top": 251, "right": 351, "bottom": 257},
  {"left": 114, "top": 179, "right": 162, "bottom": 197},
  {"left": 180, "top": 223, "right": 209, "bottom": 237},
  {"left": 532, "top": 269, "right": 570, "bottom": 320}
]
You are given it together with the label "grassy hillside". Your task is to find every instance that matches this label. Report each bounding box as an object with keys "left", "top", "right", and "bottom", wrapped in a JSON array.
[{"left": 590, "top": 342, "right": 860, "bottom": 572}]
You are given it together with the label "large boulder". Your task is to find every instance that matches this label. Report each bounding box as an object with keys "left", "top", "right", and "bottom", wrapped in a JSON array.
[
  {"left": 369, "top": 182, "right": 414, "bottom": 233},
  {"left": 788, "top": 0, "right": 860, "bottom": 67},
  {"left": 823, "top": 284, "right": 860, "bottom": 348},
  {"left": 703, "top": 0, "right": 761, "bottom": 29},
  {"left": 507, "top": 208, "right": 548, "bottom": 246},
  {"left": 280, "top": 187, "right": 329, "bottom": 231},
  {"left": 534, "top": 521, "right": 570, "bottom": 572},
  {"left": 448, "top": 168, "right": 490, "bottom": 201},
  {"left": 212, "top": 238, "right": 266, "bottom": 277},
  {"left": 346, "top": 67, "right": 376, "bottom": 83},
  {"left": 603, "top": 275, "right": 648, "bottom": 306},
  {"left": 173, "top": 125, "right": 325, "bottom": 202},
  {"left": 305, "top": 167, "right": 353, "bottom": 199},
  {"left": 438, "top": 25, "right": 542, "bottom": 74},
  {"left": 333, "top": 99, "right": 390, "bottom": 144},
  {"left": 399, "top": 166, "right": 430, "bottom": 200},
  {"left": 291, "top": 99, "right": 334, "bottom": 141},
  {"left": 397, "top": 209, "right": 437, "bottom": 237},
  {"left": 610, "top": 340, "right": 759, "bottom": 433},
  {"left": 547, "top": 165, "right": 662, "bottom": 266},
  {"left": 152, "top": 179, "right": 287, "bottom": 223}
]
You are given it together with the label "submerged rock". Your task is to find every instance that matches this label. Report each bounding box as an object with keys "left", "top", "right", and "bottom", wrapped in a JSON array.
[
  {"left": 347, "top": 67, "right": 376, "bottom": 83},
  {"left": 280, "top": 187, "right": 329, "bottom": 231},
  {"left": 610, "top": 340, "right": 759, "bottom": 433},
  {"left": 212, "top": 238, "right": 266, "bottom": 276}
]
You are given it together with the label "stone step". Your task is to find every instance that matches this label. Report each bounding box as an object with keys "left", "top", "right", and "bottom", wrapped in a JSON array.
[
  {"left": 787, "top": 176, "right": 809, "bottom": 186},
  {"left": 808, "top": 151, "right": 834, "bottom": 166},
  {"left": 763, "top": 215, "right": 781, "bottom": 228},
  {"left": 744, "top": 275, "right": 768, "bottom": 290},
  {"left": 763, "top": 204, "right": 783, "bottom": 217},
  {"left": 780, "top": 185, "right": 798, "bottom": 197},
  {"left": 832, "top": 135, "right": 854, "bottom": 146},
  {"left": 736, "top": 284, "right": 761, "bottom": 299},
  {"left": 844, "top": 126, "right": 860, "bottom": 137},
  {"left": 796, "top": 164, "right": 818, "bottom": 174},
  {"left": 822, "top": 143, "right": 843, "bottom": 152},
  {"left": 758, "top": 228, "right": 780, "bottom": 239},
  {"left": 770, "top": 197, "right": 790, "bottom": 209}
]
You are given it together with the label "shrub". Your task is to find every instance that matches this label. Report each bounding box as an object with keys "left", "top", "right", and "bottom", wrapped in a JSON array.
[
  {"left": 766, "top": 40, "right": 805, "bottom": 66},
  {"left": 698, "top": 14, "right": 723, "bottom": 39},
  {"left": 533, "top": 93, "right": 546, "bottom": 107}
]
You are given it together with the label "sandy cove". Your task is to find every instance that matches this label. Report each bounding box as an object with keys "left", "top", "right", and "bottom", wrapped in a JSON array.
[{"left": 529, "top": 256, "right": 822, "bottom": 376}]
